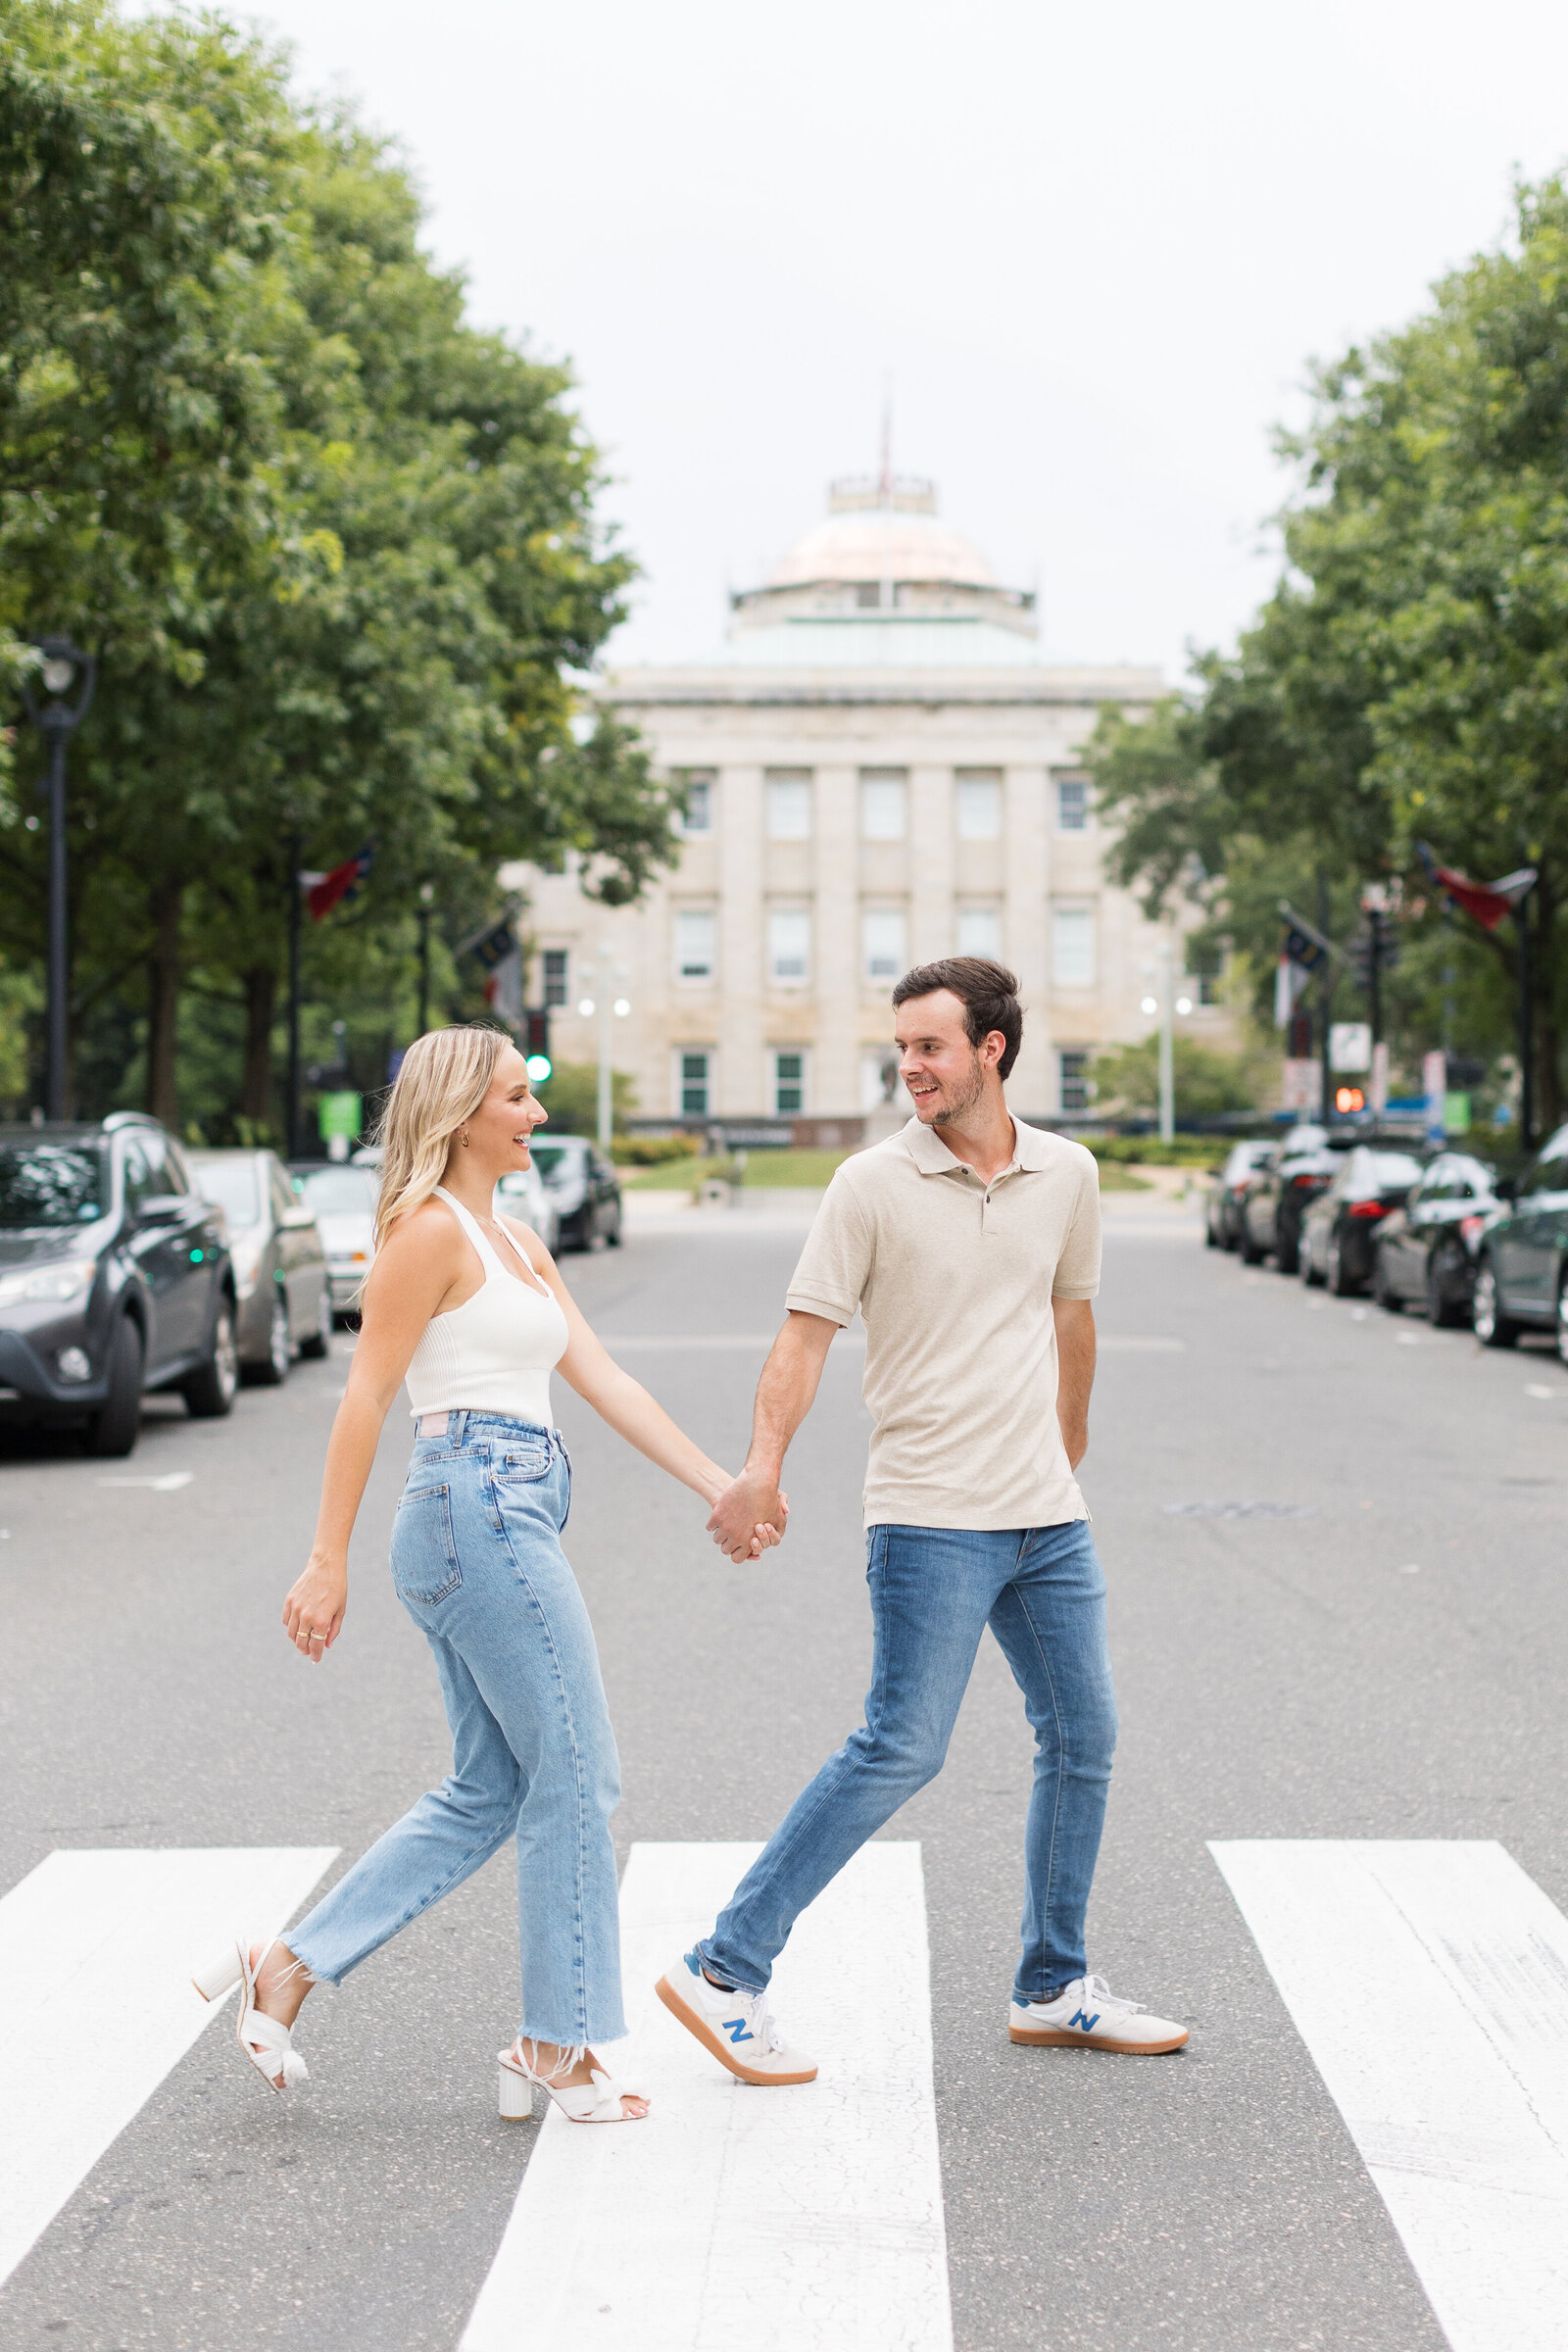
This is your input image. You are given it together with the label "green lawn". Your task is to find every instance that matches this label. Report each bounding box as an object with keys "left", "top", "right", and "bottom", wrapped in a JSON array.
[
  {"left": 619, "top": 1148, "right": 852, "bottom": 1190},
  {"left": 1097, "top": 1163, "right": 1153, "bottom": 1192}
]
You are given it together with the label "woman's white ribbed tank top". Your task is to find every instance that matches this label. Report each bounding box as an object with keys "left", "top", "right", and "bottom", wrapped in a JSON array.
[{"left": 404, "top": 1186, "right": 568, "bottom": 1425}]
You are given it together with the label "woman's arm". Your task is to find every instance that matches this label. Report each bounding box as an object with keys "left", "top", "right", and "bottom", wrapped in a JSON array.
[
  {"left": 281, "top": 1205, "right": 464, "bottom": 1659},
  {"left": 505, "top": 1216, "right": 781, "bottom": 1543}
]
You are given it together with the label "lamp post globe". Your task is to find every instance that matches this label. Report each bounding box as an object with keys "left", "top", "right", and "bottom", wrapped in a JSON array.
[{"left": 20, "top": 636, "right": 96, "bottom": 1120}]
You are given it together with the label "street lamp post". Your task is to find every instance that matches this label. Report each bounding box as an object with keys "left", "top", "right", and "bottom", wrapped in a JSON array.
[
  {"left": 21, "top": 637, "right": 96, "bottom": 1120},
  {"left": 580, "top": 946, "right": 631, "bottom": 1149}
]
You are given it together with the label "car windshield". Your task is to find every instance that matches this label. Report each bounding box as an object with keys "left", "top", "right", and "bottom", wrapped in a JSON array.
[
  {"left": 527, "top": 1144, "right": 576, "bottom": 1179},
  {"left": 0, "top": 1141, "right": 109, "bottom": 1228},
  {"left": 295, "top": 1167, "right": 377, "bottom": 1217},
  {"left": 192, "top": 1159, "right": 261, "bottom": 1229},
  {"left": 1369, "top": 1152, "right": 1423, "bottom": 1187}
]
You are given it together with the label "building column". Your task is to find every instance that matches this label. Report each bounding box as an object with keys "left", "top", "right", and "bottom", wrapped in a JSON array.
[
  {"left": 909, "top": 762, "right": 952, "bottom": 967},
  {"left": 718, "top": 764, "right": 762, "bottom": 1112},
  {"left": 1004, "top": 763, "right": 1053, "bottom": 1115},
  {"left": 813, "top": 761, "right": 858, "bottom": 1114}
]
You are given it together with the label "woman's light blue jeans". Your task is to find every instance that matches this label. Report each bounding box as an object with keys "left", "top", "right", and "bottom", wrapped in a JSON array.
[
  {"left": 288, "top": 1412, "right": 625, "bottom": 2049},
  {"left": 699, "top": 1518, "right": 1118, "bottom": 2004}
]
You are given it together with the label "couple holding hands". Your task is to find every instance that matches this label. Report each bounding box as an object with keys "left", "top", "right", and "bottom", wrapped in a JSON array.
[{"left": 194, "top": 958, "right": 1186, "bottom": 2124}]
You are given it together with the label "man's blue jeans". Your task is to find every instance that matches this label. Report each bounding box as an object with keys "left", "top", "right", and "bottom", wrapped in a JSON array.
[{"left": 700, "top": 1518, "right": 1117, "bottom": 2004}]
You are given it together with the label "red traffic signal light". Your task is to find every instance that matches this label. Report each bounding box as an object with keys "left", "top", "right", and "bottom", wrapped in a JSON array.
[{"left": 1334, "top": 1086, "right": 1365, "bottom": 1113}]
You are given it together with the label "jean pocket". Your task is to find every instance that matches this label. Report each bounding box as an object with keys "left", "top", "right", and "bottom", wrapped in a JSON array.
[
  {"left": 391, "top": 1482, "right": 462, "bottom": 1604},
  {"left": 494, "top": 1440, "right": 553, "bottom": 1486}
]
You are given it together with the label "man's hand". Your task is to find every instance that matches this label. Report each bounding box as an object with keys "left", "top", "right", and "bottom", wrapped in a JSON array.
[{"left": 708, "top": 1467, "right": 786, "bottom": 1563}]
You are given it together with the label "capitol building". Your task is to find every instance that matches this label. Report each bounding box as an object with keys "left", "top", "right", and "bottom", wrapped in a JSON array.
[{"left": 511, "top": 467, "right": 1213, "bottom": 1134}]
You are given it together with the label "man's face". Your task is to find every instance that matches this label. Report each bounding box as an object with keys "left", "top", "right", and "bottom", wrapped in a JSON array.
[{"left": 894, "top": 991, "right": 1002, "bottom": 1125}]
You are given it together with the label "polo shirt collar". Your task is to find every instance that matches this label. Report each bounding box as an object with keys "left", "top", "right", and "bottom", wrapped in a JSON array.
[{"left": 902, "top": 1112, "right": 1051, "bottom": 1177}]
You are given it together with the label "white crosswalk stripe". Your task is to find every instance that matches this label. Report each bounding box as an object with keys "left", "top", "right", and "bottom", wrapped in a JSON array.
[
  {"left": 463, "top": 1840, "right": 953, "bottom": 2352},
  {"left": 1210, "top": 1839, "right": 1568, "bottom": 2352},
  {"left": 0, "top": 1845, "right": 337, "bottom": 2289}
]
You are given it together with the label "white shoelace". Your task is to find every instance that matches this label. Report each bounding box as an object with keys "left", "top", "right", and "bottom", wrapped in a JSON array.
[{"left": 1074, "top": 1972, "right": 1144, "bottom": 2016}]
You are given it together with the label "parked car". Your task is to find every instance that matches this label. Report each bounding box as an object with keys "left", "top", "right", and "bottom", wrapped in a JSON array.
[
  {"left": 1240, "top": 1126, "right": 1347, "bottom": 1272},
  {"left": 1371, "top": 1152, "right": 1501, "bottom": 1325},
  {"left": 188, "top": 1149, "right": 332, "bottom": 1380},
  {"left": 0, "top": 1114, "right": 236, "bottom": 1455},
  {"left": 1206, "top": 1142, "right": 1276, "bottom": 1250},
  {"left": 495, "top": 1164, "right": 561, "bottom": 1255},
  {"left": 528, "top": 1136, "right": 623, "bottom": 1250},
  {"left": 1298, "top": 1146, "right": 1425, "bottom": 1295},
  {"left": 289, "top": 1161, "right": 379, "bottom": 1318},
  {"left": 1470, "top": 1122, "right": 1568, "bottom": 1355}
]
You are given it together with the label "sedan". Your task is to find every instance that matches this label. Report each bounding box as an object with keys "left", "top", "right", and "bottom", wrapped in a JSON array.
[
  {"left": 1205, "top": 1142, "right": 1276, "bottom": 1250},
  {"left": 189, "top": 1149, "right": 332, "bottom": 1380},
  {"left": 1371, "top": 1152, "right": 1501, "bottom": 1325},
  {"left": 495, "top": 1164, "right": 561, "bottom": 1255},
  {"left": 528, "top": 1136, "right": 623, "bottom": 1250},
  {"left": 289, "top": 1162, "right": 379, "bottom": 1318},
  {"left": 1470, "top": 1121, "right": 1568, "bottom": 1355},
  {"left": 1241, "top": 1125, "right": 1346, "bottom": 1272},
  {"left": 1299, "top": 1147, "right": 1425, "bottom": 1295}
]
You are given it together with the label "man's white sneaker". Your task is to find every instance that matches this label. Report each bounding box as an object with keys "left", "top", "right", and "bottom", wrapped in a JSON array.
[
  {"left": 1009, "top": 1973, "right": 1189, "bottom": 2054},
  {"left": 656, "top": 1949, "right": 818, "bottom": 2085}
]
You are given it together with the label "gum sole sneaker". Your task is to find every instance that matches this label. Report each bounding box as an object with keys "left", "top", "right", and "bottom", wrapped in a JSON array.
[
  {"left": 656, "top": 1949, "right": 818, "bottom": 2085},
  {"left": 1010, "top": 1972, "right": 1189, "bottom": 2055}
]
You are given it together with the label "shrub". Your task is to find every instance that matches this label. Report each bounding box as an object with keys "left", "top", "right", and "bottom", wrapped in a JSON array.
[{"left": 611, "top": 1133, "right": 698, "bottom": 1165}]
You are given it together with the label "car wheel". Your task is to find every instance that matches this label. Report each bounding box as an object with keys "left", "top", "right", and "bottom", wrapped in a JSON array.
[
  {"left": 1373, "top": 1250, "right": 1401, "bottom": 1313},
  {"left": 183, "top": 1297, "right": 239, "bottom": 1417},
  {"left": 1555, "top": 1278, "right": 1568, "bottom": 1368},
  {"left": 586, "top": 1205, "right": 609, "bottom": 1252},
  {"left": 606, "top": 1203, "right": 622, "bottom": 1248},
  {"left": 1327, "top": 1234, "right": 1356, "bottom": 1297},
  {"left": 1240, "top": 1221, "right": 1265, "bottom": 1264},
  {"left": 1472, "top": 1259, "right": 1518, "bottom": 1348},
  {"left": 250, "top": 1295, "right": 290, "bottom": 1387},
  {"left": 1276, "top": 1224, "right": 1299, "bottom": 1275},
  {"left": 1425, "top": 1249, "right": 1466, "bottom": 1329},
  {"left": 1205, "top": 1211, "right": 1220, "bottom": 1250},
  {"left": 298, "top": 1283, "right": 332, "bottom": 1360},
  {"left": 83, "top": 1316, "right": 144, "bottom": 1458}
]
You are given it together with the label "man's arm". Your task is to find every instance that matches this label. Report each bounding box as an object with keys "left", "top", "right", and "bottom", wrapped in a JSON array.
[
  {"left": 1054, "top": 1296, "right": 1096, "bottom": 1469},
  {"left": 706, "top": 1309, "right": 840, "bottom": 1560}
]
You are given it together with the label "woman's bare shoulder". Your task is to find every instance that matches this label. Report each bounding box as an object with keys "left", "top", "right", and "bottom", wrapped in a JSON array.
[{"left": 377, "top": 1196, "right": 465, "bottom": 1265}]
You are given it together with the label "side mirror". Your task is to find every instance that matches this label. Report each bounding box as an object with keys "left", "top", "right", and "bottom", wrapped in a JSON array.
[{"left": 136, "top": 1193, "right": 187, "bottom": 1224}]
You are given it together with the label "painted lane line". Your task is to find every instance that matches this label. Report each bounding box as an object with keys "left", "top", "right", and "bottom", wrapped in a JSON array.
[
  {"left": 463, "top": 1840, "right": 952, "bottom": 2352},
  {"left": 1098, "top": 1336, "right": 1187, "bottom": 1352},
  {"left": 1209, "top": 1840, "right": 1568, "bottom": 2352},
  {"left": 95, "top": 1471, "right": 193, "bottom": 1491},
  {"left": 0, "top": 1844, "right": 337, "bottom": 2289}
]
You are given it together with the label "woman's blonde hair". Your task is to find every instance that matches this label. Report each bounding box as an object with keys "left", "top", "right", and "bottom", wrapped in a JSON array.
[{"left": 371, "top": 1024, "right": 512, "bottom": 1251}]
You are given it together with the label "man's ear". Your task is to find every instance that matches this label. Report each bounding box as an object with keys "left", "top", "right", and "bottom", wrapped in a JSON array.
[{"left": 980, "top": 1029, "right": 1007, "bottom": 1069}]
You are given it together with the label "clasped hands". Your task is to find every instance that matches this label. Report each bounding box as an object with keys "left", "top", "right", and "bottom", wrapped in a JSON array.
[{"left": 707, "top": 1467, "right": 788, "bottom": 1564}]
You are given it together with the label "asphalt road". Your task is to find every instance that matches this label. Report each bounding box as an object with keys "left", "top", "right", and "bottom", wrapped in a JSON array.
[{"left": 1, "top": 1190, "right": 1564, "bottom": 2351}]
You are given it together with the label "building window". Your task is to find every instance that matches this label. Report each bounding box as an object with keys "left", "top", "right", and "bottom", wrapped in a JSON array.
[
  {"left": 1052, "top": 905, "right": 1095, "bottom": 987},
  {"left": 773, "top": 1050, "right": 807, "bottom": 1115},
  {"left": 1059, "top": 1050, "right": 1091, "bottom": 1114},
  {"left": 1186, "top": 940, "right": 1224, "bottom": 1006},
  {"left": 956, "top": 906, "right": 1002, "bottom": 959},
  {"left": 956, "top": 771, "right": 1003, "bottom": 840},
  {"left": 675, "top": 907, "right": 716, "bottom": 983},
  {"left": 855, "top": 581, "right": 882, "bottom": 610},
  {"left": 677, "top": 1051, "right": 710, "bottom": 1117},
  {"left": 767, "top": 907, "right": 810, "bottom": 987},
  {"left": 860, "top": 770, "right": 907, "bottom": 841},
  {"left": 541, "top": 949, "right": 568, "bottom": 1008},
  {"left": 765, "top": 771, "right": 813, "bottom": 840},
  {"left": 675, "top": 770, "right": 716, "bottom": 836},
  {"left": 1055, "top": 776, "right": 1090, "bottom": 832},
  {"left": 862, "top": 907, "right": 907, "bottom": 984}
]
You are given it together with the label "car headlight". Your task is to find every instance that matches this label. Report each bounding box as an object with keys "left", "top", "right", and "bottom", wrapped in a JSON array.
[{"left": 0, "top": 1258, "right": 97, "bottom": 1308}]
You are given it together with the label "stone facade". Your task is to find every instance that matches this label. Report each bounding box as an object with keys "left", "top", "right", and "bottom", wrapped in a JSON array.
[{"left": 508, "top": 474, "right": 1225, "bottom": 1129}]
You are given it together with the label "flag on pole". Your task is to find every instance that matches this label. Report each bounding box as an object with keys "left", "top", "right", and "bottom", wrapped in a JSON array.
[
  {"left": 469, "top": 917, "right": 522, "bottom": 1027},
  {"left": 1416, "top": 843, "right": 1536, "bottom": 932},
  {"left": 301, "top": 844, "right": 373, "bottom": 922},
  {"left": 1274, "top": 922, "right": 1326, "bottom": 1029}
]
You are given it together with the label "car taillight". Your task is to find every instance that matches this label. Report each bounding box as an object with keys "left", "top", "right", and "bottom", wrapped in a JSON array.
[
  {"left": 1459, "top": 1214, "right": 1484, "bottom": 1243},
  {"left": 1291, "top": 1172, "right": 1320, "bottom": 1188},
  {"left": 1348, "top": 1199, "right": 1388, "bottom": 1219}
]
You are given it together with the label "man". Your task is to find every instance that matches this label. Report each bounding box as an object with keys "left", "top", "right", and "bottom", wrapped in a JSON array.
[{"left": 656, "top": 958, "right": 1187, "bottom": 2082}]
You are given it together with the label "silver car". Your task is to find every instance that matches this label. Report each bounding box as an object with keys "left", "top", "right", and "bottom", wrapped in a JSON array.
[
  {"left": 290, "top": 1161, "right": 380, "bottom": 1319},
  {"left": 187, "top": 1150, "right": 332, "bottom": 1381},
  {"left": 496, "top": 1164, "right": 561, "bottom": 1255}
]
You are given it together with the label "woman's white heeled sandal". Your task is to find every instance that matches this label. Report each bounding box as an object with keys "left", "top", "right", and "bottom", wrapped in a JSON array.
[
  {"left": 192, "top": 1937, "right": 310, "bottom": 2093},
  {"left": 498, "top": 2040, "right": 646, "bottom": 2124}
]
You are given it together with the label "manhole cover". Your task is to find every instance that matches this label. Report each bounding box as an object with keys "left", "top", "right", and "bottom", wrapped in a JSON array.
[{"left": 1161, "top": 1500, "right": 1315, "bottom": 1521}]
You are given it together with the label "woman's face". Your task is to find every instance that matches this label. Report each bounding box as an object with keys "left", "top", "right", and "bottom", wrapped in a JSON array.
[{"left": 459, "top": 1044, "right": 549, "bottom": 1176}]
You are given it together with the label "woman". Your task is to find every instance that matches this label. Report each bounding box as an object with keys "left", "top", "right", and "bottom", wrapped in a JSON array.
[{"left": 193, "top": 1025, "right": 777, "bottom": 2125}]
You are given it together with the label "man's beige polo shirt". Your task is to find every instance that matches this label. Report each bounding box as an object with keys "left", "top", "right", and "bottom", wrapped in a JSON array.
[{"left": 786, "top": 1114, "right": 1102, "bottom": 1532}]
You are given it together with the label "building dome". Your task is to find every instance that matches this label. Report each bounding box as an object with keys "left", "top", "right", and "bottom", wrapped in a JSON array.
[{"left": 728, "top": 470, "right": 1035, "bottom": 651}]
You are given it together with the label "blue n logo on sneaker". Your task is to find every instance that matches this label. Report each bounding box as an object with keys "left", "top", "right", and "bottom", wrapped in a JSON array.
[
  {"left": 1068, "top": 2008, "right": 1101, "bottom": 2034},
  {"left": 721, "top": 2016, "right": 755, "bottom": 2044}
]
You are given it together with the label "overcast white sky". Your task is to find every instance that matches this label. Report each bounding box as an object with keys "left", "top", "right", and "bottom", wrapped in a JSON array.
[{"left": 212, "top": 0, "right": 1568, "bottom": 676}]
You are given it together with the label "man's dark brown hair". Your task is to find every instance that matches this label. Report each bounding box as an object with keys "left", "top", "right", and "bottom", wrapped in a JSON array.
[{"left": 891, "top": 957, "right": 1024, "bottom": 1080}]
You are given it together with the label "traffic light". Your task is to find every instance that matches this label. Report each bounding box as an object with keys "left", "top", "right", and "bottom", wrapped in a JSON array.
[
  {"left": 1335, "top": 1086, "right": 1365, "bottom": 1114},
  {"left": 523, "top": 1006, "right": 551, "bottom": 1084}
]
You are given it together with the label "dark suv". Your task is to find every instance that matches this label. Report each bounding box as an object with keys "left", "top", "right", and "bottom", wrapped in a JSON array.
[
  {"left": 1472, "top": 1121, "right": 1568, "bottom": 1358},
  {"left": 0, "top": 1115, "right": 237, "bottom": 1455}
]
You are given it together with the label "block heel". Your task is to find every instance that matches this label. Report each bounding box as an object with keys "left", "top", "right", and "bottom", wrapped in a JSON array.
[
  {"left": 192, "top": 1945, "right": 244, "bottom": 2003},
  {"left": 498, "top": 2061, "right": 536, "bottom": 2122}
]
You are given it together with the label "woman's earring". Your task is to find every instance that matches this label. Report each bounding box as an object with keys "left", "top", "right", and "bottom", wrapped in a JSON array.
[{"left": 461, "top": 1129, "right": 470, "bottom": 1149}]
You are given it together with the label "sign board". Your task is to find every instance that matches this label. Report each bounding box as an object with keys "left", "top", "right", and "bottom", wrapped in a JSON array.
[
  {"left": 318, "top": 1090, "right": 362, "bottom": 1142},
  {"left": 1281, "top": 1057, "right": 1322, "bottom": 1112},
  {"left": 1330, "top": 1022, "right": 1372, "bottom": 1073},
  {"left": 1444, "top": 1092, "right": 1472, "bottom": 1135},
  {"left": 1422, "top": 1049, "right": 1446, "bottom": 1145},
  {"left": 1370, "top": 1040, "right": 1390, "bottom": 1116}
]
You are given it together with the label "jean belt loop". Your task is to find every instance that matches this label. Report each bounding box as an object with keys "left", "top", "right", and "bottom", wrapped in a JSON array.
[{"left": 450, "top": 1407, "right": 466, "bottom": 1446}]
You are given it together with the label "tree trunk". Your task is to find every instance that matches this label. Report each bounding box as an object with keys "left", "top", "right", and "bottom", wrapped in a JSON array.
[
  {"left": 1537, "top": 873, "right": 1560, "bottom": 1136},
  {"left": 144, "top": 879, "right": 182, "bottom": 1128},
  {"left": 242, "top": 963, "right": 276, "bottom": 1129}
]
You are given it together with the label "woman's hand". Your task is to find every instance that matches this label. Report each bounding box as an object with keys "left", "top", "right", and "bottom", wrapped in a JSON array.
[{"left": 282, "top": 1552, "right": 348, "bottom": 1661}]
